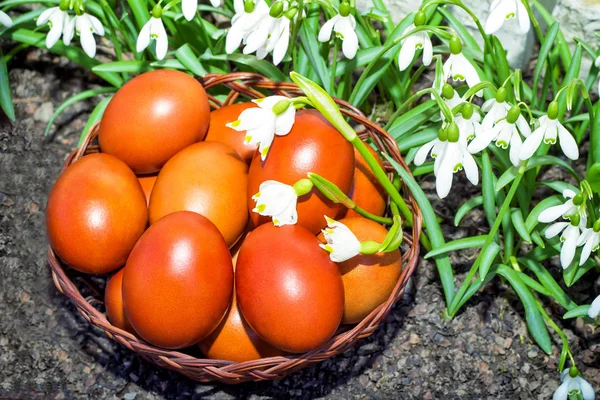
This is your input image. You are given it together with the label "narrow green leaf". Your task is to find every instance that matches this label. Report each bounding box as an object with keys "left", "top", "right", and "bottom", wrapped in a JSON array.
[
  {"left": 385, "top": 155, "right": 455, "bottom": 306},
  {"left": 454, "top": 196, "right": 484, "bottom": 226},
  {"left": 92, "top": 60, "right": 151, "bottom": 73},
  {"left": 78, "top": 97, "right": 111, "bottom": 147},
  {"left": 586, "top": 163, "right": 600, "bottom": 195},
  {"left": 437, "top": 7, "right": 482, "bottom": 58},
  {"left": 388, "top": 101, "right": 438, "bottom": 139},
  {"left": 299, "top": 20, "right": 330, "bottom": 89},
  {"left": 479, "top": 242, "right": 501, "bottom": 280},
  {"left": 520, "top": 258, "right": 577, "bottom": 310},
  {"left": 424, "top": 235, "right": 488, "bottom": 259},
  {"left": 482, "top": 151, "right": 497, "bottom": 227},
  {"left": 496, "top": 155, "right": 580, "bottom": 191},
  {"left": 563, "top": 305, "right": 591, "bottom": 319},
  {"left": 0, "top": 47, "right": 15, "bottom": 121},
  {"left": 227, "top": 54, "right": 287, "bottom": 81},
  {"left": 126, "top": 0, "right": 151, "bottom": 29},
  {"left": 531, "top": 231, "right": 545, "bottom": 248},
  {"left": 516, "top": 272, "right": 552, "bottom": 296},
  {"left": 175, "top": 44, "right": 207, "bottom": 76},
  {"left": 532, "top": 21, "right": 560, "bottom": 100},
  {"left": 396, "top": 126, "right": 438, "bottom": 153},
  {"left": 511, "top": 209, "right": 531, "bottom": 243},
  {"left": 496, "top": 265, "right": 552, "bottom": 354},
  {"left": 557, "top": 44, "right": 582, "bottom": 119},
  {"left": 539, "top": 181, "right": 579, "bottom": 195},
  {"left": 44, "top": 87, "right": 116, "bottom": 136}
]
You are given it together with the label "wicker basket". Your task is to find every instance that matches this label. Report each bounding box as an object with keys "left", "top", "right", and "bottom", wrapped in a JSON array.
[{"left": 47, "top": 72, "right": 423, "bottom": 384}]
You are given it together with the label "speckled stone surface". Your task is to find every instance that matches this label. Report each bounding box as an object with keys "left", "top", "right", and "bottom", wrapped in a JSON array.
[{"left": 1, "top": 52, "right": 599, "bottom": 399}]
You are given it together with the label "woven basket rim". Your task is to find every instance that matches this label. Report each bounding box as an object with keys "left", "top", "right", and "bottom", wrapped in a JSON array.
[{"left": 47, "top": 72, "right": 423, "bottom": 384}]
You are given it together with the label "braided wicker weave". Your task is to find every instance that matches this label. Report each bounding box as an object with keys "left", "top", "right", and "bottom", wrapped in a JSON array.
[{"left": 47, "top": 72, "right": 423, "bottom": 384}]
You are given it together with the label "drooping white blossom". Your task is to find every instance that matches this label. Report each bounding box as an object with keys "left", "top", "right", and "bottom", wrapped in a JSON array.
[
  {"left": 226, "top": 0, "right": 270, "bottom": 54},
  {"left": 64, "top": 12, "right": 105, "bottom": 58},
  {"left": 318, "top": 12, "right": 359, "bottom": 59},
  {"left": 227, "top": 96, "right": 296, "bottom": 160},
  {"left": 538, "top": 189, "right": 586, "bottom": 224},
  {"left": 485, "top": 0, "right": 530, "bottom": 35},
  {"left": 243, "top": 15, "right": 290, "bottom": 65},
  {"left": 136, "top": 16, "right": 168, "bottom": 60},
  {"left": 468, "top": 106, "right": 531, "bottom": 166},
  {"left": 553, "top": 368, "right": 595, "bottom": 400},
  {"left": 519, "top": 116, "right": 578, "bottom": 161},
  {"left": 577, "top": 226, "right": 600, "bottom": 266},
  {"left": 252, "top": 180, "right": 298, "bottom": 226},
  {"left": 444, "top": 37, "right": 481, "bottom": 95},
  {"left": 589, "top": 295, "right": 600, "bottom": 319},
  {"left": 544, "top": 217, "right": 585, "bottom": 269},
  {"left": 414, "top": 123, "right": 478, "bottom": 199},
  {"left": 481, "top": 89, "right": 511, "bottom": 130},
  {"left": 36, "top": 7, "right": 70, "bottom": 49},
  {"left": 398, "top": 23, "right": 432, "bottom": 71},
  {"left": 320, "top": 217, "right": 361, "bottom": 262}
]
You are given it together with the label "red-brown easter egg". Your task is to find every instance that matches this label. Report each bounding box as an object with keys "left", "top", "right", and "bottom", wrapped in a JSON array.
[
  {"left": 346, "top": 147, "right": 387, "bottom": 218},
  {"left": 98, "top": 70, "right": 210, "bottom": 174},
  {"left": 46, "top": 153, "right": 148, "bottom": 274},
  {"left": 148, "top": 142, "right": 248, "bottom": 247},
  {"left": 123, "top": 211, "right": 234, "bottom": 349},
  {"left": 247, "top": 110, "right": 355, "bottom": 234},
  {"left": 236, "top": 223, "right": 344, "bottom": 353},
  {"left": 105, "top": 268, "right": 135, "bottom": 334},
  {"left": 333, "top": 217, "right": 402, "bottom": 324},
  {"left": 137, "top": 174, "right": 157, "bottom": 206},
  {"left": 205, "top": 102, "right": 258, "bottom": 164}
]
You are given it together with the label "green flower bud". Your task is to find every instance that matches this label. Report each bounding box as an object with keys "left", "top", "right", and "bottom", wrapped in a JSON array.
[
  {"left": 285, "top": 7, "right": 298, "bottom": 19},
  {"left": 272, "top": 99, "right": 291, "bottom": 115},
  {"left": 414, "top": 11, "right": 426, "bottom": 26},
  {"left": 152, "top": 4, "right": 163, "bottom": 18},
  {"left": 244, "top": 0, "right": 256, "bottom": 13},
  {"left": 547, "top": 101, "right": 559, "bottom": 120},
  {"left": 570, "top": 214, "right": 581, "bottom": 227},
  {"left": 573, "top": 194, "right": 583, "bottom": 206},
  {"left": 269, "top": 1, "right": 284, "bottom": 17},
  {"left": 461, "top": 103, "right": 474, "bottom": 119},
  {"left": 593, "top": 220, "right": 600, "bottom": 232},
  {"left": 506, "top": 106, "right": 521, "bottom": 124},
  {"left": 59, "top": 0, "right": 71, "bottom": 11},
  {"left": 447, "top": 122, "right": 460, "bottom": 143},
  {"left": 495, "top": 87, "right": 507, "bottom": 103},
  {"left": 339, "top": 1, "right": 351, "bottom": 17},
  {"left": 569, "top": 366, "right": 579, "bottom": 379},
  {"left": 437, "top": 127, "right": 448, "bottom": 142},
  {"left": 293, "top": 178, "right": 314, "bottom": 196},
  {"left": 449, "top": 36, "right": 462, "bottom": 55},
  {"left": 442, "top": 84, "right": 454, "bottom": 100}
]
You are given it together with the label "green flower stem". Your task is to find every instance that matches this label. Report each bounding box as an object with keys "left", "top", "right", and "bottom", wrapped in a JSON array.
[
  {"left": 535, "top": 297, "right": 575, "bottom": 369},
  {"left": 352, "top": 206, "right": 394, "bottom": 225},
  {"left": 448, "top": 162, "right": 528, "bottom": 317},
  {"left": 520, "top": 0, "right": 544, "bottom": 43},
  {"left": 330, "top": 39, "right": 339, "bottom": 94}
]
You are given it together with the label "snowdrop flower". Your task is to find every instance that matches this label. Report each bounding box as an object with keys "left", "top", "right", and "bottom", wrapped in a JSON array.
[
  {"left": 485, "top": 0, "right": 530, "bottom": 35},
  {"left": 481, "top": 87, "right": 511, "bottom": 130},
  {"left": 545, "top": 214, "right": 585, "bottom": 269},
  {"left": 242, "top": 4, "right": 291, "bottom": 66},
  {"left": 398, "top": 12, "right": 432, "bottom": 71},
  {"left": 589, "top": 295, "right": 600, "bottom": 319},
  {"left": 0, "top": 10, "right": 13, "bottom": 28},
  {"left": 36, "top": 6, "right": 70, "bottom": 49},
  {"left": 444, "top": 36, "right": 481, "bottom": 95},
  {"left": 538, "top": 189, "right": 586, "bottom": 224},
  {"left": 182, "top": 0, "right": 197, "bottom": 20},
  {"left": 577, "top": 220, "right": 600, "bottom": 266},
  {"left": 553, "top": 367, "right": 595, "bottom": 400},
  {"left": 63, "top": 11, "right": 105, "bottom": 58},
  {"left": 468, "top": 105, "right": 531, "bottom": 166},
  {"left": 455, "top": 103, "right": 482, "bottom": 141},
  {"left": 137, "top": 6, "right": 168, "bottom": 60},
  {"left": 226, "top": 0, "right": 270, "bottom": 54},
  {"left": 227, "top": 96, "right": 295, "bottom": 160},
  {"left": 252, "top": 180, "right": 298, "bottom": 226},
  {"left": 519, "top": 101, "right": 578, "bottom": 161},
  {"left": 320, "top": 217, "right": 361, "bottom": 262},
  {"left": 414, "top": 123, "right": 479, "bottom": 199},
  {"left": 318, "top": 2, "right": 359, "bottom": 59}
]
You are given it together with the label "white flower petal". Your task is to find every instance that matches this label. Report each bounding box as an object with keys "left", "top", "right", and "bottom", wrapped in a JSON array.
[
  {"left": 519, "top": 125, "right": 545, "bottom": 160},
  {"left": 414, "top": 139, "right": 438, "bottom": 166},
  {"left": 462, "top": 148, "right": 479, "bottom": 185},
  {"left": 552, "top": 380, "right": 570, "bottom": 400},
  {"left": 336, "top": 16, "right": 358, "bottom": 59},
  {"left": 588, "top": 295, "right": 600, "bottom": 318},
  {"left": 274, "top": 105, "right": 295, "bottom": 136},
  {"left": 79, "top": 22, "right": 97, "bottom": 57},
  {"left": 398, "top": 35, "right": 418, "bottom": 71},
  {"left": 576, "top": 376, "right": 595, "bottom": 400},
  {"left": 136, "top": 19, "right": 152, "bottom": 52},
  {"left": 62, "top": 17, "right": 75, "bottom": 46},
  {"left": 508, "top": 130, "right": 523, "bottom": 167},
  {"left": 153, "top": 20, "right": 169, "bottom": 60},
  {"left": 545, "top": 222, "right": 568, "bottom": 239},
  {"left": 485, "top": 0, "right": 512, "bottom": 34},
  {"left": 560, "top": 226, "right": 579, "bottom": 269},
  {"left": 318, "top": 15, "right": 338, "bottom": 42},
  {"left": 516, "top": 1, "right": 531, "bottom": 34},
  {"left": 557, "top": 121, "right": 579, "bottom": 160},
  {"left": 0, "top": 10, "right": 13, "bottom": 28},
  {"left": 538, "top": 202, "right": 574, "bottom": 223},
  {"left": 182, "top": 0, "right": 198, "bottom": 21}
]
